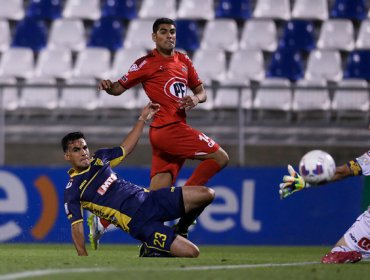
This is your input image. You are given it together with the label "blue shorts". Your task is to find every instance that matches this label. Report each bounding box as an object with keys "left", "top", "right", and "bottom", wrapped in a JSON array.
[{"left": 128, "top": 187, "right": 185, "bottom": 253}]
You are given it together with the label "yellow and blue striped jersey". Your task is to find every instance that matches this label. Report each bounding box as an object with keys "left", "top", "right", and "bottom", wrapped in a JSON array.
[{"left": 64, "top": 146, "right": 148, "bottom": 232}]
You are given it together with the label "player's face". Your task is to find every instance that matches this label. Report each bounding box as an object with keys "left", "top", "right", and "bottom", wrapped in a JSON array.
[
  {"left": 64, "top": 138, "right": 90, "bottom": 172},
  {"left": 152, "top": 24, "right": 176, "bottom": 54}
]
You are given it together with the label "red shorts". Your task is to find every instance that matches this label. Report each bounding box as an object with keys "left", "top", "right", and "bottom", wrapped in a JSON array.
[{"left": 149, "top": 122, "right": 220, "bottom": 183}]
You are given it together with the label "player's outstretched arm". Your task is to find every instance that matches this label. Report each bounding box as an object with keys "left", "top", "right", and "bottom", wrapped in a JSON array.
[
  {"left": 71, "top": 222, "right": 88, "bottom": 256},
  {"left": 120, "top": 102, "right": 160, "bottom": 156},
  {"left": 279, "top": 165, "right": 308, "bottom": 199},
  {"left": 98, "top": 80, "right": 126, "bottom": 96}
]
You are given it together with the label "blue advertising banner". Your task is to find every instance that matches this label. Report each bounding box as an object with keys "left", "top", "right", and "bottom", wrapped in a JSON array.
[{"left": 0, "top": 166, "right": 363, "bottom": 245}]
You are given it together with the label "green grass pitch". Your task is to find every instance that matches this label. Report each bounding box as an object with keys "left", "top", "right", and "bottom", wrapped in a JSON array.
[{"left": 0, "top": 244, "right": 370, "bottom": 280}]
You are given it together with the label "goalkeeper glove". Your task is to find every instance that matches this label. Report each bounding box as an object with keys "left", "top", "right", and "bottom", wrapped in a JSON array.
[{"left": 279, "top": 164, "right": 310, "bottom": 199}]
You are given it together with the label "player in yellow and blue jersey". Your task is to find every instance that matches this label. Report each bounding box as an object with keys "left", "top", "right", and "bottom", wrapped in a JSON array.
[{"left": 62, "top": 102, "right": 215, "bottom": 257}]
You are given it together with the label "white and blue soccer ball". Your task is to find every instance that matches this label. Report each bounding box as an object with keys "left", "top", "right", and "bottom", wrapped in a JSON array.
[{"left": 299, "top": 150, "right": 336, "bottom": 185}]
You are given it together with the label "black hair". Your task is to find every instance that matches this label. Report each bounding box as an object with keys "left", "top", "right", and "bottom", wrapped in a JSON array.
[
  {"left": 152, "top": 18, "right": 176, "bottom": 33},
  {"left": 61, "top": 131, "right": 86, "bottom": 152}
]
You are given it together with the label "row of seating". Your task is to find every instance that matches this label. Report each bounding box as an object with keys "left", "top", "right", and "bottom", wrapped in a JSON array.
[
  {"left": 2, "top": 16, "right": 370, "bottom": 54},
  {"left": 0, "top": 0, "right": 369, "bottom": 21},
  {"left": 1, "top": 47, "right": 370, "bottom": 85},
  {"left": 1, "top": 78, "right": 368, "bottom": 117}
]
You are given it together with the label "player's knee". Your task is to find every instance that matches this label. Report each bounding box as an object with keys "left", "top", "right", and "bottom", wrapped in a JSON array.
[
  {"left": 216, "top": 148, "right": 229, "bottom": 168},
  {"left": 185, "top": 246, "right": 200, "bottom": 258},
  {"left": 200, "top": 186, "right": 215, "bottom": 204}
]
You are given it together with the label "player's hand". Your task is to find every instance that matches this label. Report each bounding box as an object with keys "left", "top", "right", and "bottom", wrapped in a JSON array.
[
  {"left": 139, "top": 102, "right": 160, "bottom": 122},
  {"left": 279, "top": 165, "right": 308, "bottom": 199},
  {"left": 178, "top": 95, "right": 200, "bottom": 111},
  {"left": 98, "top": 79, "right": 114, "bottom": 91}
]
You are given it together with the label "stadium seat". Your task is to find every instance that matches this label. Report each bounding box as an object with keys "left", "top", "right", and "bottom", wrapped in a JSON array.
[
  {"left": 48, "top": 19, "right": 86, "bottom": 51},
  {"left": 136, "top": 88, "right": 151, "bottom": 108},
  {"left": 25, "top": 0, "right": 62, "bottom": 20},
  {"left": 175, "top": 20, "right": 200, "bottom": 52},
  {"left": 101, "top": 0, "right": 138, "bottom": 19},
  {"left": 138, "top": 0, "right": 176, "bottom": 19},
  {"left": 292, "top": 79, "right": 330, "bottom": 112},
  {"left": 266, "top": 48, "right": 304, "bottom": 81},
  {"left": 317, "top": 19, "right": 355, "bottom": 51},
  {"left": 213, "top": 86, "right": 252, "bottom": 110},
  {"left": 72, "top": 48, "right": 111, "bottom": 79},
  {"left": 355, "top": 20, "right": 370, "bottom": 49},
  {"left": 253, "top": 78, "right": 292, "bottom": 111},
  {"left": 215, "top": 0, "right": 252, "bottom": 20},
  {"left": 200, "top": 19, "right": 239, "bottom": 52},
  {"left": 0, "top": 48, "right": 34, "bottom": 79},
  {"left": 0, "top": 0, "right": 24, "bottom": 20},
  {"left": 192, "top": 49, "right": 227, "bottom": 85},
  {"left": 34, "top": 48, "right": 72, "bottom": 80},
  {"left": 278, "top": 20, "right": 316, "bottom": 51},
  {"left": 225, "top": 49, "right": 264, "bottom": 83},
  {"left": 98, "top": 90, "right": 137, "bottom": 110},
  {"left": 87, "top": 17, "right": 124, "bottom": 51},
  {"left": 253, "top": 0, "right": 290, "bottom": 20},
  {"left": 330, "top": 0, "right": 367, "bottom": 20},
  {"left": 124, "top": 19, "right": 155, "bottom": 50},
  {"left": 110, "top": 48, "right": 147, "bottom": 80},
  {"left": 177, "top": 0, "right": 214, "bottom": 20},
  {"left": 11, "top": 16, "right": 48, "bottom": 52},
  {"left": 62, "top": 0, "right": 101, "bottom": 20},
  {"left": 291, "top": 0, "right": 328, "bottom": 20},
  {"left": 344, "top": 50, "right": 370, "bottom": 80},
  {"left": 0, "top": 77, "right": 18, "bottom": 111},
  {"left": 59, "top": 78, "right": 98, "bottom": 111},
  {"left": 239, "top": 19, "right": 277, "bottom": 51},
  {"left": 305, "top": 50, "right": 343, "bottom": 82},
  {"left": 19, "top": 77, "right": 58, "bottom": 110},
  {"left": 0, "top": 20, "right": 10, "bottom": 52},
  {"left": 332, "top": 79, "right": 369, "bottom": 113}
]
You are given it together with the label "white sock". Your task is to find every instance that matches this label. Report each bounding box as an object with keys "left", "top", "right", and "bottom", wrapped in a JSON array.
[{"left": 331, "top": 246, "right": 352, "bottom": 253}]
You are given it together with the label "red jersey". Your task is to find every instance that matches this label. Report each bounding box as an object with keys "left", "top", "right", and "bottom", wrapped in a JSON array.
[{"left": 118, "top": 49, "right": 202, "bottom": 127}]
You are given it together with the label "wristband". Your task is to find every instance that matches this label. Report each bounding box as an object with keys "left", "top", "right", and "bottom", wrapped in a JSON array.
[{"left": 138, "top": 116, "right": 147, "bottom": 123}]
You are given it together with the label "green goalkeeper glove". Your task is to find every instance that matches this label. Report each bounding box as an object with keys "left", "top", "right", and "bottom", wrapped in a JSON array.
[{"left": 279, "top": 164, "right": 310, "bottom": 199}]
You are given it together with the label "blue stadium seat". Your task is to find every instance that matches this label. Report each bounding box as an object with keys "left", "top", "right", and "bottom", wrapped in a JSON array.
[
  {"left": 215, "top": 0, "right": 252, "bottom": 19},
  {"left": 87, "top": 17, "right": 124, "bottom": 51},
  {"left": 344, "top": 50, "right": 370, "bottom": 80},
  {"left": 12, "top": 16, "right": 47, "bottom": 52},
  {"left": 278, "top": 20, "right": 316, "bottom": 51},
  {"left": 101, "top": 0, "right": 137, "bottom": 19},
  {"left": 26, "top": 0, "right": 62, "bottom": 20},
  {"left": 267, "top": 48, "right": 304, "bottom": 81},
  {"left": 175, "top": 20, "right": 200, "bottom": 51},
  {"left": 330, "top": 0, "right": 367, "bottom": 20}
]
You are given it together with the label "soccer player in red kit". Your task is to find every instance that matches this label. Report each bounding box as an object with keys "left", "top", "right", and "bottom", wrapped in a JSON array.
[{"left": 96, "top": 18, "right": 228, "bottom": 243}]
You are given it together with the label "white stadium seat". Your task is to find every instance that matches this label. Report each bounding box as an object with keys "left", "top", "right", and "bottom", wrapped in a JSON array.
[
  {"left": 48, "top": 19, "right": 86, "bottom": 52},
  {"left": 332, "top": 79, "right": 369, "bottom": 112},
  {"left": 0, "top": 48, "right": 34, "bottom": 79},
  {"left": 177, "top": 0, "right": 214, "bottom": 20},
  {"left": 292, "top": 79, "right": 330, "bottom": 111},
  {"left": 72, "top": 48, "right": 111, "bottom": 79},
  {"left": 62, "top": 0, "right": 101, "bottom": 20},
  {"left": 19, "top": 77, "right": 58, "bottom": 110},
  {"left": 59, "top": 78, "right": 98, "bottom": 110},
  {"left": 305, "top": 50, "right": 343, "bottom": 82},
  {"left": 110, "top": 48, "right": 147, "bottom": 80},
  {"left": 0, "top": 20, "right": 11, "bottom": 52},
  {"left": 253, "top": 0, "right": 290, "bottom": 20},
  {"left": 291, "top": 0, "right": 328, "bottom": 20},
  {"left": 240, "top": 20, "right": 277, "bottom": 52},
  {"left": 0, "top": 77, "right": 18, "bottom": 111},
  {"left": 124, "top": 19, "right": 156, "bottom": 50},
  {"left": 192, "top": 49, "right": 227, "bottom": 85},
  {"left": 138, "top": 0, "right": 176, "bottom": 19},
  {"left": 355, "top": 20, "right": 370, "bottom": 49},
  {"left": 253, "top": 78, "right": 292, "bottom": 111},
  {"left": 225, "top": 50, "right": 265, "bottom": 83},
  {"left": 34, "top": 48, "right": 73, "bottom": 80},
  {"left": 0, "top": 0, "right": 24, "bottom": 20},
  {"left": 201, "top": 19, "right": 239, "bottom": 52},
  {"left": 317, "top": 20, "right": 355, "bottom": 51}
]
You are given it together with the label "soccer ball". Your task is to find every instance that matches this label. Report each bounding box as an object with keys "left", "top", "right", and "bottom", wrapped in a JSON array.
[{"left": 299, "top": 150, "right": 336, "bottom": 185}]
